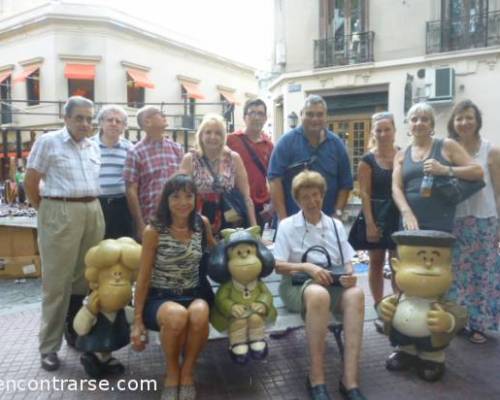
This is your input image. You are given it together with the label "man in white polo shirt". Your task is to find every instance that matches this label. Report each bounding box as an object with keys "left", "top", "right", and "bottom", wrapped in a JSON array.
[
  {"left": 25, "top": 96, "right": 105, "bottom": 372},
  {"left": 93, "top": 105, "right": 133, "bottom": 239}
]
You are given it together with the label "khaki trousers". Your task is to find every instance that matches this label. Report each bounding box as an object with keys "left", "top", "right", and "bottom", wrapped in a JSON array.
[{"left": 38, "top": 199, "right": 104, "bottom": 354}]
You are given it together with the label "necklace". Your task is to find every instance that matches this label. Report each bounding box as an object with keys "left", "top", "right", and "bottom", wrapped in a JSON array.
[
  {"left": 412, "top": 140, "right": 433, "bottom": 162},
  {"left": 170, "top": 225, "right": 189, "bottom": 232}
]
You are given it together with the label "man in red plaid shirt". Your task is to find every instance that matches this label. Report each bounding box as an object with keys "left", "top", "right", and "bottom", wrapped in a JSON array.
[{"left": 124, "top": 106, "right": 184, "bottom": 240}]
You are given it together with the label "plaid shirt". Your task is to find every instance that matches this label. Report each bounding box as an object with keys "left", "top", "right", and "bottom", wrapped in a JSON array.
[
  {"left": 27, "top": 127, "right": 101, "bottom": 197},
  {"left": 123, "top": 136, "right": 183, "bottom": 222}
]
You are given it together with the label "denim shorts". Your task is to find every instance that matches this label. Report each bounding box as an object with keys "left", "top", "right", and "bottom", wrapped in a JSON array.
[{"left": 143, "top": 286, "right": 212, "bottom": 331}]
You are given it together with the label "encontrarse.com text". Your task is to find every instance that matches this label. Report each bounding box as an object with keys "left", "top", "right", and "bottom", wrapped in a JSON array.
[{"left": 0, "top": 377, "right": 157, "bottom": 392}]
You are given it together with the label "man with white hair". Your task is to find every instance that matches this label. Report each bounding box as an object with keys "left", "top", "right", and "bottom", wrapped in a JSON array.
[
  {"left": 25, "top": 96, "right": 105, "bottom": 371},
  {"left": 93, "top": 105, "right": 133, "bottom": 239},
  {"left": 123, "top": 106, "right": 184, "bottom": 240}
]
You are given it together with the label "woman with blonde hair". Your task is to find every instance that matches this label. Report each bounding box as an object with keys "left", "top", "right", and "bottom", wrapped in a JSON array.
[
  {"left": 179, "top": 114, "right": 256, "bottom": 234},
  {"left": 349, "top": 112, "right": 399, "bottom": 329},
  {"left": 392, "top": 102, "right": 483, "bottom": 233}
]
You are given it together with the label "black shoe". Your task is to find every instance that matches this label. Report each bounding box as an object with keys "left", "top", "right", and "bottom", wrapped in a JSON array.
[
  {"left": 80, "top": 352, "right": 105, "bottom": 379},
  {"left": 228, "top": 344, "right": 250, "bottom": 365},
  {"left": 339, "top": 380, "right": 367, "bottom": 400},
  {"left": 41, "top": 353, "right": 60, "bottom": 371},
  {"left": 306, "top": 377, "right": 332, "bottom": 400},
  {"left": 102, "top": 357, "right": 125, "bottom": 375},
  {"left": 386, "top": 351, "right": 418, "bottom": 371},
  {"left": 249, "top": 340, "right": 268, "bottom": 360},
  {"left": 416, "top": 359, "right": 445, "bottom": 382}
]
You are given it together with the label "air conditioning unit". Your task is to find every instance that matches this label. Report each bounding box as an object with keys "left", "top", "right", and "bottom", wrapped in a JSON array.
[{"left": 415, "top": 67, "right": 455, "bottom": 103}]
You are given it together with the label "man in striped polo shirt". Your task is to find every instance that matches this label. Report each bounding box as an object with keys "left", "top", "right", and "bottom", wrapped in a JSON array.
[{"left": 93, "top": 105, "right": 133, "bottom": 239}]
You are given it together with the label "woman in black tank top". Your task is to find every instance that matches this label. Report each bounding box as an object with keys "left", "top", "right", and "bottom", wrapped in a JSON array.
[
  {"left": 350, "top": 112, "right": 399, "bottom": 305},
  {"left": 392, "top": 103, "right": 483, "bottom": 232}
]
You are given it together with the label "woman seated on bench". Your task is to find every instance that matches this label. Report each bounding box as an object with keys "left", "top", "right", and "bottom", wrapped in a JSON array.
[
  {"left": 274, "top": 170, "right": 366, "bottom": 400},
  {"left": 131, "top": 174, "right": 216, "bottom": 400}
]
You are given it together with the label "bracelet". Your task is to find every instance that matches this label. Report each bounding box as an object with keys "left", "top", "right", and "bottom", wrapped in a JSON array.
[{"left": 448, "top": 166, "right": 454, "bottom": 177}]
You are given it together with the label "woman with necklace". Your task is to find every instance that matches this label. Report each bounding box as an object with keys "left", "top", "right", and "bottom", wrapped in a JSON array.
[
  {"left": 179, "top": 114, "right": 257, "bottom": 234},
  {"left": 349, "top": 112, "right": 400, "bottom": 332},
  {"left": 274, "top": 170, "right": 366, "bottom": 400},
  {"left": 446, "top": 100, "right": 500, "bottom": 344},
  {"left": 131, "top": 174, "right": 216, "bottom": 400},
  {"left": 392, "top": 102, "right": 483, "bottom": 233}
]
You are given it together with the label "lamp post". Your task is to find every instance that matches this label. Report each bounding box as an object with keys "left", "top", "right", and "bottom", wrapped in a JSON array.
[{"left": 287, "top": 111, "right": 298, "bottom": 129}]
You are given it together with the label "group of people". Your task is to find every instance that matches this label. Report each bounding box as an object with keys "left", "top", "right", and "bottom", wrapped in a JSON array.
[{"left": 23, "top": 93, "right": 499, "bottom": 400}]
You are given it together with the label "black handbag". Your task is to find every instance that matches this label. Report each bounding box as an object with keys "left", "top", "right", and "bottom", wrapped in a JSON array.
[
  {"left": 220, "top": 188, "right": 249, "bottom": 228},
  {"left": 202, "top": 156, "right": 249, "bottom": 228},
  {"left": 348, "top": 199, "right": 399, "bottom": 250},
  {"left": 433, "top": 176, "right": 485, "bottom": 205},
  {"left": 291, "top": 219, "right": 345, "bottom": 286}
]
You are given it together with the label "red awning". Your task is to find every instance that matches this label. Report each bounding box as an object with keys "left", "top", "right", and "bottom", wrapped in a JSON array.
[
  {"left": 180, "top": 80, "right": 205, "bottom": 100},
  {"left": 64, "top": 64, "right": 95, "bottom": 80},
  {"left": 0, "top": 151, "right": 30, "bottom": 159},
  {"left": 218, "top": 89, "right": 240, "bottom": 105},
  {"left": 14, "top": 65, "right": 40, "bottom": 83},
  {"left": 127, "top": 68, "right": 155, "bottom": 89},
  {"left": 0, "top": 70, "right": 12, "bottom": 84}
]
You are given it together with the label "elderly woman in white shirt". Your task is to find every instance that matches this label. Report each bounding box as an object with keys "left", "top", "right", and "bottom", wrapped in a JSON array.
[{"left": 274, "top": 170, "right": 366, "bottom": 400}]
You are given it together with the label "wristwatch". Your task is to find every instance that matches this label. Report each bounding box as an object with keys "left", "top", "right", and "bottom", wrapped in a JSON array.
[
  {"left": 335, "top": 209, "right": 343, "bottom": 219},
  {"left": 448, "top": 166, "right": 454, "bottom": 177}
]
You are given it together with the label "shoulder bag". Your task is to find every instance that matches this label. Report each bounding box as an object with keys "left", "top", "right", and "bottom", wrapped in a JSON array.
[{"left": 291, "top": 218, "right": 345, "bottom": 286}]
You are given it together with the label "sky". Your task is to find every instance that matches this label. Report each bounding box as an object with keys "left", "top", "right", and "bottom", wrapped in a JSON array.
[{"left": 102, "top": 0, "right": 274, "bottom": 70}]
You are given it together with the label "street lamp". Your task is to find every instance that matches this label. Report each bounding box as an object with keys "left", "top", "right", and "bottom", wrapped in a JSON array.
[{"left": 287, "top": 112, "right": 298, "bottom": 128}]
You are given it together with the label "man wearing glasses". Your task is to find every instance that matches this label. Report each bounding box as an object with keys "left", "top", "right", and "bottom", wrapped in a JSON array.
[
  {"left": 124, "top": 106, "right": 184, "bottom": 241},
  {"left": 268, "top": 95, "right": 353, "bottom": 221},
  {"left": 227, "top": 98, "right": 274, "bottom": 228},
  {"left": 93, "top": 105, "right": 133, "bottom": 239}
]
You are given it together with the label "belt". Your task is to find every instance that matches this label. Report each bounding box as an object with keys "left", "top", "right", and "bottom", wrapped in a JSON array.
[{"left": 42, "top": 196, "right": 97, "bottom": 203}]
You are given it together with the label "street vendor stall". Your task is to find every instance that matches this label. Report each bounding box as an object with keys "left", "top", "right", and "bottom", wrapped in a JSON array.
[{"left": 0, "top": 205, "right": 39, "bottom": 278}]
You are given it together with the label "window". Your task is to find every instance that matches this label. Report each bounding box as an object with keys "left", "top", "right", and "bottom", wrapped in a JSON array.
[
  {"left": 441, "top": 0, "right": 488, "bottom": 50},
  {"left": 0, "top": 74, "right": 12, "bottom": 124},
  {"left": 26, "top": 69, "right": 40, "bottom": 106},
  {"left": 68, "top": 79, "right": 94, "bottom": 101},
  {"left": 181, "top": 86, "right": 196, "bottom": 129},
  {"left": 321, "top": 0, "right": 367, "bottom": 39},
  {"left": 127, "top": 73, "right": 145, "bottom": 108}
]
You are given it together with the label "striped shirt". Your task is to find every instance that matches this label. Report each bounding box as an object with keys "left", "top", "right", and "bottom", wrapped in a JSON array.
[
  {"left": 123, "top": 136, "right": 183, "bottom": 223},
  {"left": 150, "top": 223, "right": 203, "bottom": 290},
  {"left": 92, "top": 135, "right": 132, "bottom": 196},
  {"left": 27, "top": 127, "right": 101, "bottom": 197}
]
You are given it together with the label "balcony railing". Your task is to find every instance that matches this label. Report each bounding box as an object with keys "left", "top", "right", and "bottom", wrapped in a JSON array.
[
  {"left": 314, "top": 31, "right": 375, "bottom": 68},
  {"left": 426, "top": 10, "right": 500, "bottom": 54}
]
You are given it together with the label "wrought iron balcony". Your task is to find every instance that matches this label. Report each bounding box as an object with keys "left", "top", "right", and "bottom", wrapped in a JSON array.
[
  {"left": 314, "top": 31, "right": 375, "bottom": 68},
  {"left": 426, "top": 10, "right": 500, "bottom": 54}
]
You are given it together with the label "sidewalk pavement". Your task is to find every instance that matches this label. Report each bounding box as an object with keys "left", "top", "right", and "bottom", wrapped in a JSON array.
[{"left": 0, "top": 274, "right": 499, "bottom": 400}]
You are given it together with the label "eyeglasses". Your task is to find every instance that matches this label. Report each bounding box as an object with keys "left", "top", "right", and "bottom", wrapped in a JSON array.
[
  {"left": 246, "top": 111, "right": 266, "bottom": 118},
  {"left": 104, "top": 117, "right": 125, "bottom": 124},
  {"left": 372, "top": 112, "right": 394, "bottom": 122}
]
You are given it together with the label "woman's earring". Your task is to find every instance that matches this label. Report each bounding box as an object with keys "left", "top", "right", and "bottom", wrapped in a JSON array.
[{"left": 430, "top": 130, "right": 435, "bottom": 136}]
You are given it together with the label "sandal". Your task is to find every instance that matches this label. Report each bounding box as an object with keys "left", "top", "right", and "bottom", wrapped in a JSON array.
[
  {"left": 465, "top": 329, "right": 488, "bottom": 344},
  {"left": 468, "top": 330, "right": 487, "bottom": 344}
]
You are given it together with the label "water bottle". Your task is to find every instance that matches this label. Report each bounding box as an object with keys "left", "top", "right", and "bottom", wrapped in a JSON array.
[{"left": 420, "top": 174, "right": 434, "bottom": 198}]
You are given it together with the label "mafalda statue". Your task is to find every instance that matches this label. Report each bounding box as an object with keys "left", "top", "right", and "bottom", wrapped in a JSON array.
[
  {"left": 73, "top": 237, "right": 141, "bottom": 378},
  {"left": 208, "top": 227, "right": 276, "bottom": 364},
  {"left": 377, "top": 230, "right": 467, "bottom": 382}
]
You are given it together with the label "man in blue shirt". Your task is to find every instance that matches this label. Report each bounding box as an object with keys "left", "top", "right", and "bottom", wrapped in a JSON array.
[{"left": 268, "top": 95, "right": 353, "bottom": 221}]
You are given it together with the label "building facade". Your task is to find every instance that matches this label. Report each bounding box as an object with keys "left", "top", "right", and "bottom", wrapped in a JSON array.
[
  {"left": 270, "top": 0, "right": 500, "bottom": 177},
  {"left": 0, "top": 1, "right": 258, "bottom": 177}
]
